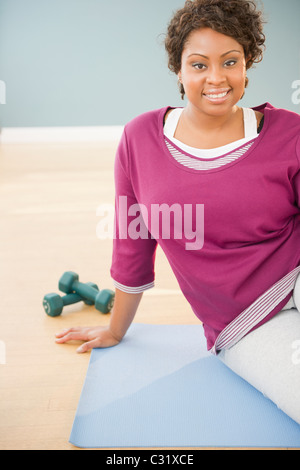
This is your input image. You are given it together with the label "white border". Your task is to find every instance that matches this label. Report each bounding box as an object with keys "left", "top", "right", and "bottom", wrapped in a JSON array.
[{"left": 0, "top": 126, "right": 124, "bottom": 143}]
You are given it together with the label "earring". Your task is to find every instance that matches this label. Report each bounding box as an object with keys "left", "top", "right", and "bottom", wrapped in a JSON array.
[{"left": 180, "top": 84, "right": 185, "bottom": 101}]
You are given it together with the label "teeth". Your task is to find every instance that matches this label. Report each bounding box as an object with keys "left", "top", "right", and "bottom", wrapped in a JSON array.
[{"left": 206, "top": 91, "right": 228, "bottom": 99}]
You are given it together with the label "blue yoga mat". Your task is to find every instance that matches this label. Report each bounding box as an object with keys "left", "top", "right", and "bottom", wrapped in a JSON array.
[{"left": 70, "top": 324, "right": 300, "bottom": 448}]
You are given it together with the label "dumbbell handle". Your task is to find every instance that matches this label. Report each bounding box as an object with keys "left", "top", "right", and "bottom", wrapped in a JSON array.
[
  {"left": 71, "top": 281, "right": 97, "bottom": 303},
  {"left": 62, "top": 292, "right": 85, "bottom": 306}
]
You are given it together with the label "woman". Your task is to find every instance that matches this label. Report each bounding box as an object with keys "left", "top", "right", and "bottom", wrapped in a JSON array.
[{"left": 56, "top": 0, "right": 300, "bottom": 424}]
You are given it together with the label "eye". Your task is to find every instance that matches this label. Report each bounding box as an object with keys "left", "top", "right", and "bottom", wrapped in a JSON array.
[
  {"left": 224, "top": 59, "right": 237, "bottom": 67},
  {"left": 192, "top": 63, "right": 207, "bottom": 71}
]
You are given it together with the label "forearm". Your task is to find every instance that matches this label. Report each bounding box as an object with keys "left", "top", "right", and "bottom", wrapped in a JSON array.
[{"left": 108, "top": 288, "right": 143, "bottom": 342}]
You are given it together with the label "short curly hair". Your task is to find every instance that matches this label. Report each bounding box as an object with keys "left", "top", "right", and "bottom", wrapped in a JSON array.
[{"left": 165, "top": 0, "right": 266, "bottom": 98}]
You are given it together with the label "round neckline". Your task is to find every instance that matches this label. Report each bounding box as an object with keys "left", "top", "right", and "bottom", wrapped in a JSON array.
[
  {"left": 159, "top": 103, "right": 270, "bottom": 174},
  {"left": 164, "top": 107, "right": 259, "bottom": 158}
]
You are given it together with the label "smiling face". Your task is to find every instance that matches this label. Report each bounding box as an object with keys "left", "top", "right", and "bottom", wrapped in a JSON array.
[{"left": 179, "top": 28, "right": 248, "bottom": 117}]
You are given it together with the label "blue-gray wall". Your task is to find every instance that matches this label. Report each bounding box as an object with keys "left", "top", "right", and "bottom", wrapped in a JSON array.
[{"left": 0, "top": 0, "right": 299, "bottom": 127}]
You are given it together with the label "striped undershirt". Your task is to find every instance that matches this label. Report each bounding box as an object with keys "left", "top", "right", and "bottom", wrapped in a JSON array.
[{"left": 165, "top": 139, "right": 255, "bottom": 171}]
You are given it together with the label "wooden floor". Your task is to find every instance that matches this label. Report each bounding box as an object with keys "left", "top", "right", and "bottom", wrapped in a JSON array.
[{"left": 0, "top": 141, "right": 199, "bottom": 450}]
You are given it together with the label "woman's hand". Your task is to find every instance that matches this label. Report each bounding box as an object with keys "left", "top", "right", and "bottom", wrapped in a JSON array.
[
  {"left": 55, "top": 326, "right": 122, "bottom": 353},
  {"left": 55, "top": 289, "right": 143, "bottom": 354}
]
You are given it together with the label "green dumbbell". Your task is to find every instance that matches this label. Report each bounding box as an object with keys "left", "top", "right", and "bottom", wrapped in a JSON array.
[
  {"left": 43, "top": 282, "right": 99, "bottom": 317},
  {"left": 59, "top": 271, "right": 115, "bottom": 314}
]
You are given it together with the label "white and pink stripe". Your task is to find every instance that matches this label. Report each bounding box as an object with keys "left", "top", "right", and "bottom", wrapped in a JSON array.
[
  {"left": 165, "top": 139, "right": 254, "bottom": 171},
  {"left": 211, "top": 266, "right": 300, "bottom": 354},
  {"left": 113, "top": 279, "right": 155, "bottom": 294}
]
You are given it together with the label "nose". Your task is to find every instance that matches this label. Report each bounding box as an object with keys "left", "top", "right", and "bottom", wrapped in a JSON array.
[{"left": 206, "top": 66, "right": 226, "bottom": 85}]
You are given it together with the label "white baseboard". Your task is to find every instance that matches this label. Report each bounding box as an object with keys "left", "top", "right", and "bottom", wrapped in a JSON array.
[{"left": 0, "top": 126, "right": 124, "bottom": 143}]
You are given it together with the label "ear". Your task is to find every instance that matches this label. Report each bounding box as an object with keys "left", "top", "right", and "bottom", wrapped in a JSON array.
[{"left": 178, "top": 72, "right": 183, "bottom": 83}]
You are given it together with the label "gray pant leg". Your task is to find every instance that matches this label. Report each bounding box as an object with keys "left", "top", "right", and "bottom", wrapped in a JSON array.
[{"left": 218, "top": 309, "right": 300, "bottom": 424}]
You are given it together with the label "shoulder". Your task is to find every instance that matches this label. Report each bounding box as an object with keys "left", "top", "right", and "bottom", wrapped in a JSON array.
[
  {"left": 254, "top": 102, "right": 300, "bottom": 125},
  {"left": 125, "top": 107, "right": 169, "bottom": 137},
  {"left": 253, "top": 103, "right": 300, "bottom": 140}
]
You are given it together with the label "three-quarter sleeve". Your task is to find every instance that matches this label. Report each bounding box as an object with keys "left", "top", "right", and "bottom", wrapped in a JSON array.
[{"left": 110, "top": 129, "right": 158, "bottom": 293}]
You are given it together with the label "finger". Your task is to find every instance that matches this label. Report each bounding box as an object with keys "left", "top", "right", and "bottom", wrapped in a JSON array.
[
  {"left": 77, "top": 338, "right": 101, "bottom": 354},
  {"left": 55, "top": 327, "right": 80, "bottom": 338},
  {"left": 55, "top": 330, "right": 89, "bottom": 344}
]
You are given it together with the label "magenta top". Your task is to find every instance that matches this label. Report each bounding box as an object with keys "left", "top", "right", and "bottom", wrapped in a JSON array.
[{"left": 110, "top": 102, "right": 300, "bottom": 351}]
